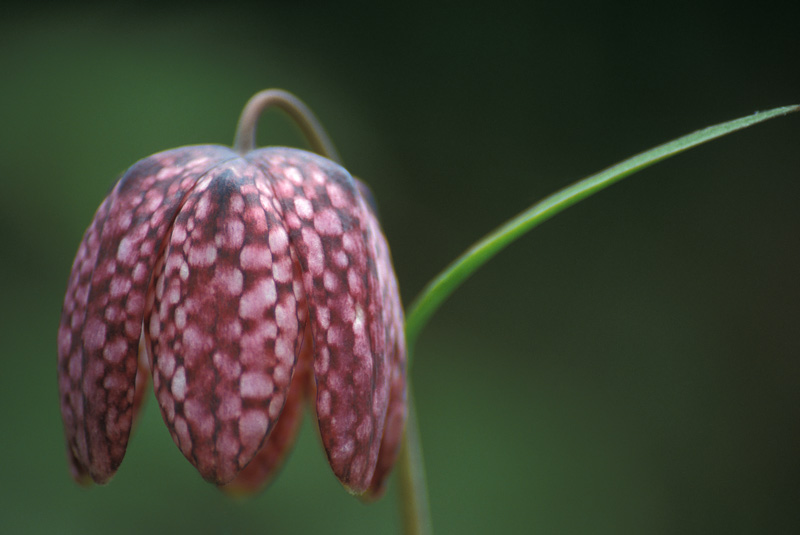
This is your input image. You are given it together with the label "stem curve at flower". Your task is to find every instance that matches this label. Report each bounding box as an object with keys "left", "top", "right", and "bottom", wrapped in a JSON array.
[
  {"left": 404, "top": 104, "right": 800, "bottom": 359},
  {"left": 233, "top": 88, "right": 341, "bottom": 162}
]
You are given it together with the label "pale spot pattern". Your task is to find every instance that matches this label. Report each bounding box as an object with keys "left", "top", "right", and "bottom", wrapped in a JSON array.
[
  {"left": 58, "top": 143, "right": 406, "bottom": 498},
  {"left": 57, "top": 146, "right": 235, "bottom": 484}
]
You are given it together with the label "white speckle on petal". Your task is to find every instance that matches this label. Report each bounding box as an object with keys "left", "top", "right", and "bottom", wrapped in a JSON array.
[
  {"left": 272, "top": 257, "right": 293, "bottom": 283},
  {"left": 171, "top": 367, "right": 187, "bottom": 401},
  {"left": 268, "top": 227, "right": 289, "bottom": 253},
  {"left": 240, "top": 372, "right": 274, "bottom": 399},
  {"left": 285, "top": 167, "right": 303, "bottom": 185},
  {"left": 269, "top": 395, "right": 284, "bottom": 419},
  {"left": 188, "top": 243, "right": 217, "bottom": 267},
  {"left": 102, "top": 338, "right": 127, "bottom": 363},
  {"left": 214, "top": 266, "right": 244, "bottom": 295},
  {"left": 314, "top": 209, "right": 343, "bottom": 236},
  {"left": 274, "top": 337, "right": 293, "bottom": 365},
  {"left": 239, "top": 279, "right": 277, "bottom": 319},
  {"left": 174, "top": 306, "right": 186, "bottom": 329},
  {"left": 318, "top": 389, "right": 331, "bottom": 418},
  {"left": 116, "top": 236, "right": 138, "bottom": 265},
  {"left": 294, "top": 198, "right": 314, "bottom": 220},
  {"left": 323, "top": 270, "right": 338, "bottom": 291},
  {"left": 84, "top": 318, "right": 106, "bottom": 351},
  {"left": 353, "top": 304, "right": 365, "bottom": 334},
  {"left": 301, "top": 227, "right": 324, "bottom": 275},
  {"left": 240, "top": 244, "right": 272, "bottom": 270},
  {"left": 239, "top": 411, "right": 269, "bottom": 451}
]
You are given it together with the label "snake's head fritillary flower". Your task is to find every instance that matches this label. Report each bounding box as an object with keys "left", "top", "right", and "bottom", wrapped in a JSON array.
[{"left": 57, "top": 90, "right": 406, "bottom": 498}]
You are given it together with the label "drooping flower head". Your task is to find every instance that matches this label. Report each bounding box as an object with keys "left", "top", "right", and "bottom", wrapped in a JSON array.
[{"left": 57, "top": 90, "right": 406, "bottom": 498}]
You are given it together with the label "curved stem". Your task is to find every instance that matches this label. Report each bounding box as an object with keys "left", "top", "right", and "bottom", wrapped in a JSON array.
[
  {"left": 233, "top": 89, "right": 341, "bottom": 163},
  {"left": 404, "top": 104, "right": 799, "bottom": 357},
  {"left": 397, "top": 381, "right": 433, "bottom": 535}
]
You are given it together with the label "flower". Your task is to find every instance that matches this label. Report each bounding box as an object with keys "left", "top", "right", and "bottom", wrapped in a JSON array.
[{"left": 57, "top": 92, "right": 407, "bottom": 499}]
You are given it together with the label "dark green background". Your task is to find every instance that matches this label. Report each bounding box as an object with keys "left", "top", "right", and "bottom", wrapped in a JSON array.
[{"left": 2, "top": 2, "right": 799, "bottom": 534}]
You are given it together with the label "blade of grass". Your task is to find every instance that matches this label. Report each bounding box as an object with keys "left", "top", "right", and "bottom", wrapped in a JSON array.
[{"left": 404, "top": 105, "right": 799, "bottom": 356}]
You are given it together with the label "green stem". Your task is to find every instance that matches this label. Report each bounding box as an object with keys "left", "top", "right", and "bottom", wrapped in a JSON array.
[
  {"left": 397, "top": 381, "right": 432, "bottom": 535},
  {"left": 403, "top": 104, "right": 799, "bottom": 356},
  {"left": 233, "top": 88, "right": 341, "bottom": 162}
]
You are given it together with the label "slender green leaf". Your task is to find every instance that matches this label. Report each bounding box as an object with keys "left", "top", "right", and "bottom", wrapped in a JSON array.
[{"left": 404, "top": 105, "right": 799, "bottom": 356}]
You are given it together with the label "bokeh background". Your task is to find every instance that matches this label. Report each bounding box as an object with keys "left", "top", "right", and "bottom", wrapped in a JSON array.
[{"left": 2, "top": 2, "right": 799, "bottom": 534}]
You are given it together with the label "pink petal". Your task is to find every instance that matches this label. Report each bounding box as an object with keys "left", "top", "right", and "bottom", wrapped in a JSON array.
[
  {"left": 57, "top": 145, "right": 234, "bottom": 483},
  {"left": 361, "top": 203, "right": 407, "bottom": 499},
  {"left": 58, "top": 195, "right": 112, "bottom": 485},
  {"left": 251, "top": 148, "right": 391, "bottom": 493},
  {"left": 221, "top": 325, "right": 313, "bottom": 494},
  {"left": 147, "top": 159, "right": 306, "bottom": 485}
]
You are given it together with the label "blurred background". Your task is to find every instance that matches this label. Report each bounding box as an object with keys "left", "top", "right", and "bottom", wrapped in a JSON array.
[{"left": 2, "top": 2, "right": 799, "bottom": 533}]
